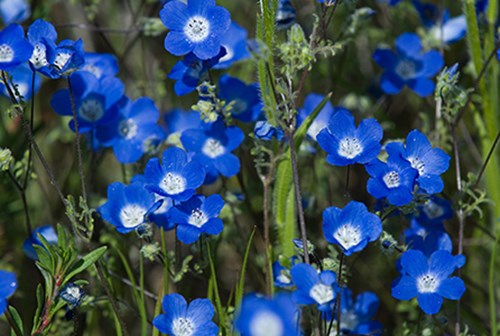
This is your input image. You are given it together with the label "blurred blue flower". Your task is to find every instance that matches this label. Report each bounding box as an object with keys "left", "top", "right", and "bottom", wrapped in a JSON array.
[
  {"left": 0, "top": 63, "right": 41, "bottom": 100},
  {"left": 0, "top": 0, "right": 30, "bottom": 24},
  {"left": 234, "top": 293, "right": 301, "bottom": 336},
  {"left": 317, "top": 109, "right": 383, "bottom": 166},
  {"left": 332, "top": 287, "right": 383, "bottom": 335},
  {"left": 160, "top": 0, "right": 230, "bottom": 60},
  {"left": 98, "top": 182, "right": 158, "bottom": 234},
  {"left": 416, "top": 196, "right": 453, "bottom": 225},
  {"left": 0, "top": 24, "right": 33, "bottom": 71},
  {"left": 0, "top": 270, "right": 17, "bottom": 316},
  {"left": 169, "top": 194, "right": 224, "bottom": 244},
  {"left": 96, "top": 97, "right": 166, "bottom": 163},
  {"left": 51, "top": 71, "right": 125, "bottom": 133},
  {"left": 143, "top": 146, "right": 205, "bottom": 202},
  {"left": 373, "top": 33, "right": 444, "bottom": 96},
  {"left": 272, "top": 257, "right": 299, "bottom": 288},
  {"left": 290, "top": 263, "right": 337, "bottom": 313},
  {"left": 22, "top": 225, "right": 58, "bottom": 260},
  {"left": 386, "top": 129, "right": 450, "bottom": 194},
  {"left": 168, "top": 49, "right": 225, "bottom": 96},
  {"left": 366, "top": 154, "right": 418, "bottom": 206},
  {"left": 275, "top": 0, "right": 296, "bottom": 30},
  {"left": 80, "top": 52, "right": 119, "bottom": 79},
  {"left": 181, "top": 119, "right": 244, "bottom": 183},
  {"left": 218, "top": 75, "right": 262, "bottom": 122},
  {"left": 297, "top": 93, "right": 334, "bottom": 141},
  {"left": 322, "top": 201, "right": 382, "bottom": 256},
  {"left": 392, "top": 249, "right": 465, "bottom": 314},
  {"left": 48, "top": 39, "right": 85, "bottom": 78},
  {"left": 254, "top": 120, "right": 284, "bottom": 141},
  {"left": 164, "top": 108, "right": 202, "bottom": 141},
  {"left": 153, "top": 293, "right": 218, "bottom": 335},
  {"left": 413, "top": 2, "right": 466, "bottom": 44},
  {"left": 213, "top": 22, "right": 250, "bottom": 69},
  {"left": 59, "top": 283, "right": 84, "bottom": 309}
]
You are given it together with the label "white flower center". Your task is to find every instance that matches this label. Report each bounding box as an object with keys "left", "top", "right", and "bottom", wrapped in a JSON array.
[
  {"left": 160, "top": 172, "right": 186, "bottom": 195},
  {"left": 172, "top": 317, "right": 195, "bottom": 336},
  {"left": 183, "top": 16, "right": 210, "bottom": 43},
  {"left": 119, "top": 204, "right": 147, "bottom": 228},
  {"left": 30, "top": 43, "right": 48, "bottom": 68},
  {"left": 338, "top": 137, "right": 363, "bottom": 159},
  {"left": 309, "top": 283, "right": 334, "bottom": 305},
  {"left": 83, "top": 64, "right": 102, "bottom": 78},
  {"left": 276, "top": 272, "right": 292, "bottom": 285},
  {"left": 78, "top": 98, "right": 105, "bottom": 122},
  {"left": 202, "top": 138, "right": 225, "bottom": 158},
  {"left": 383, "top": 171, "right": 400, "bottom": 188},
  {"left": 231, "top": 99, "right": 248, "bottom": 116},
  {"left": 250, "top": 311, "right": 284, "bottom": 336},
  {"left": 422, "top": 200, "right": 444, "bottom": 219},
  {"left": 188, "top": 209, "right": 208, "bottom": 228},
  {"left": 333, "top": 224, "right": 362, "bottom": 250},
  {"left": 417, "top": 273, "right": 440, "bottom": 293},
  {"left": 119, "top": 119, "right": 138, "bottom": 140},
  {"left": 0, "top": 44, "right": 14, "bottom": 63},
  {"left": 53, "top": 52, "right": 72, "bottom": 70},
  {"left": 219, "top": 45, "right": 234, "bottom": 63},
  {"left": 395, "top": 59, "right": 416, "bottom": 80},
  {"left": 408, "top": 156, "right": 425, "bottom": 175}
]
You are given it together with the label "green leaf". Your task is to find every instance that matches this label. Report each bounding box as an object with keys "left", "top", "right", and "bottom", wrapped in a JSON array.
[
  {"left": 235, "top": 227, "right": 256, "bottom": 307},
  {"left": 32, "top": 284, "right": 44, "bottom": 333},
  {"left": 273, "top": 157, "right": 296, "bottom": 257},
  {"left": 62, "top": 246, "right": 107, "bottom": 286},
  {"left": 206, "top": 240, "right": 226, "bottom": 335},
  {"left": 7, "top": 306, "right": 24, "bottom": 336}
]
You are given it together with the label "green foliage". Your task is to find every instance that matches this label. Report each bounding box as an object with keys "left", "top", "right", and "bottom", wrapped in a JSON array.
[
  {"left": 0, "top": 147, "right": 13, "bottom": 171},
  {"left": 64, "top": 195, "right": 95, "bottom": 242}
]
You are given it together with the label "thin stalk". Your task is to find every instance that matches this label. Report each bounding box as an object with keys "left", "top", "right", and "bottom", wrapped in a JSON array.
[
  {"left": 6, "top": 169, "right": 32, "bottom": 235},
  {"left": 344, "top": 165, "right": 351, "bottom": 199},
  {"left": 335, "top": 253, "right": 345, "bottom": 336},
  {"left": 139, "top": 252, "right": 147, "bottom": 336},
  {"left": 473, "top": 128, "right": 500, "bottom": 189},
  {"left": 489, "top": 234, "right": 499, "bottom": 336},
  {"left": 288, "top": 133, "right": 310, "bottom": 264},
  {"left": 66, "top": 76, "right": 87, "bottom": 204},
  {"left": 22, "top": 70, "right": 37, "bottom": 189},
  {"left": 161, "top": 228, "right": 169, "bottom": 294},
  {"left": 262, "top": 177, "right": 272, "bottom": 296}
]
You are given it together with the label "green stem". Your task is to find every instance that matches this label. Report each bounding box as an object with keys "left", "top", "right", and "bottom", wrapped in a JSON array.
[
  {"left": 139, "top": 251, "right": 147, "bottom": 336},
  {"left": 489, "top": 234, "right": 499, "bottom": 336},
  {"left": 206, "top": 239, "right": 226, "bottom": 335}
]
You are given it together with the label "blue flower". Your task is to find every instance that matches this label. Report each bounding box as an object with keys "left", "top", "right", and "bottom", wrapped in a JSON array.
[
  {"left": 0, "top": 270, "right": 17, "bottom": 316},
  {"left": 98, "top": 182, "right": 158, "bottom": 233},
  {"left": 0, "top": 0, "right": 30, "bottom": 24},
  {"left": 322, "top": 201, "right": 382, "bottom": 256},
  {"left": 275, "top": 0, "right": 296, "bottom": 30},
  {"left": 96, "top": 97, "right": 166, "bottom": 163},
  {"left": 392, "top": 249, "right": 465, "bottom": 314},
  {"left": 160, "top": 0, "right": 230, "bottom": 60},
  {"left": 59, "top": 283, "right": 84, "bottom": 309},
  {"left": 168, "top": 49, "right": 225, "bottom": 96},
  {"left": 290, "top": 263, "right": 337, "bottom": 313},
  {"left": 234, "top": 293, "right": 301, "bottom": 336},
  {"left": 143, "top": 146, "right": 205, "bottom": 202},
  {"left": 79, "top": 52, "right": 119, "bottom": 79},
  {"left": 415, "top": 196, "right": 453, "bottom": 225},
  {"left": 413, "top": 2, "right": 467, "bottom": 44},
  {"left": 386, "top": 129, "right": 450, "bottom": 194},
  {"left": 168, "top": 194, "right": 224, "bottom": 244},
  {"left": 0, "top": 24, "right": 33, "bottom": 71},
  {"left": 0, "top": 63, "right": 41, "bottom": 100},
  {"left": 47, "top": 38, "right": 85, "bottom": 77},
  {"left": 333, "top": 287, "right": 383, "bottom": 335},
  {"left": 272, "top": 257, "right": 299, "bottom": 288},
  {"left": 297, "top": 93, "right": 334, "bottom": 141},
  {"left": 51, "top": 71, "right": 125, "bottom": 133},
  {"left": 373, "top": 33, "right": 444, "bottom": 97},
  {"left": 254, "top": 121, "right": 284, "bottom": 141},
  {"left": 164, "top": 108, "right": 202, "bottom": 142},
  {"left": 22, "top": 225, "right": 58, "bottom": 260},
  {"left": 27, "top": 19, "right": 57, "bottom": 73},
  {"left": 317, "top": 109, "right": 383, "bottom": 166},
  {"left": 181, "top": 119, "right": 244, "bottom": 183},
  {"left": 153, "top": 293, "right": 218, "bottom": 335},
  {"left": 366, "top": 154, "right": 418, "bottom": 206},
  {"left": 213, "top": 22, "right": 250, "bottom": 69},
  {"left": 218, "top": 75, "right": 262, "bottom": 122}
]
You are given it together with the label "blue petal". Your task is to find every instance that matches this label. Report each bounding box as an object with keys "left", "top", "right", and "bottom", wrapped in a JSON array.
[
  {"left": 380, "top": 71, "right": 404, "bottom": 94},
  {"left": 162, "top": 146, "right": 188, "bottom": 171},
  {"left": 407, "top": 77, "right": 435, "bottom": 97},
  {"left": 420, "top": 50, "right": 444, "bottom": 77},
  {"left": 177, "top": 224, "right": 202, "bottom": 244},
  {"left": 418, "top": 175, "right": 444, "bottom": 194},
  {"left": 188, "top": 0, "right": 216, "bottom": 15},
  {"left": 0, "top": 298, "right": 6, "bottom": 316},
  {"left": 181, "top": 129, "right": 206, "bottom": 152},
  {"left": 367, "top": 178, "right": 389, "bottom": 199},
  {"left": 441, "top": 15, "right": 466, "bottom": 44},
  {"left": 212, "top": 153, "right": 240, "bottom": 177},
  {"left": 202, "top": 194, "right": 224, "bottom": 218},
  {"left": 50, "top": 89, "right": 72, "bottom": 116},
  {"left": 395, "top": 33, "right": 422, "bottom": 56},
  {"left": 437, "top": 277, "right": 465, "bottom": 300},
  {"left": 354, "top": 292, "right": 380, "bottom": 320},
  {"left": 183, "top": 159, "right": 206, "bottom": 189},
  {"left": 0, "top": 270, "right": 17, "bottom": 298},
  {"left": 326, "top": 109, "right": 356, "bottom": 140},
  {"left": 319, "top": 270, "right": 337, "bottom": 286},
  {"left": 193, "top": 38, "right": 223, "bottom": 60},
  {"left": 290, "top": 263, "right": 319, "bottom": 293},
  {"left": 387, "top": 186, "right": 413, "bottom": 206},
  {"left": 164, "top": 31, "right": 194, "bottom": 56},
  {"left": 417, "top": 293, "right": 443, "bottom": 314},
  {"left": 225, "top": 126, "right": 245, "bottom": 151},
  {"left": 421, "top": 148, "right": 450, "bottom": 175},
  {"left": 162, "top": 293, "right": 188, "bottom": 319},
  {"left": 159, "top": 1, "right": 189, "bottom": 30},
  {"left": 429, "top": 250, "right": 457, "bottom": 279},
  {"left": 373, "top": 49, "right": 398, "bottom": 69},
  {"left": 186, "top": 298, "right": 215, "bottom": 325},
  {"left": 400, "top": 250, "right": 428, "bottom": 277},
  {"left": 152, "top": 314, "right": 172, "bottom": 334},
  {"left": 203, "top": 218, "right": 223, "bottom": 235},
  {"left": 391, "top": 276, "right": 418, "bottom": 300}
]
